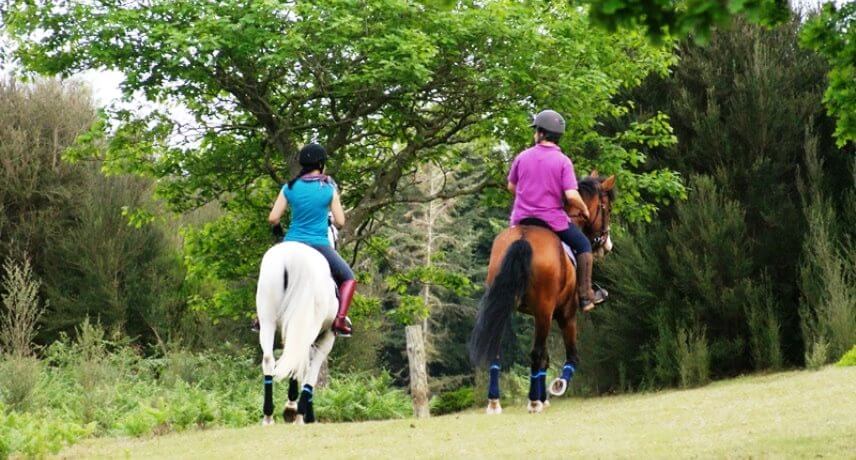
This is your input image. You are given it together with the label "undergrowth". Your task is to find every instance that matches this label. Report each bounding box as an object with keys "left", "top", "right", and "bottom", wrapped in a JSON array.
[{"left": 0, "top": 323, "right": 411, "bottom": 458}]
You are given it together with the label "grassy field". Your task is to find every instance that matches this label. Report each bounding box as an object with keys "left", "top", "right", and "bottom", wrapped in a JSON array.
[{"left": 59, "top": 366, "right": 856, "bottom": 459}]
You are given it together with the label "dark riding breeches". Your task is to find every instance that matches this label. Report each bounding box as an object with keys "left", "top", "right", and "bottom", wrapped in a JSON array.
[
  {"left": 518, "top": 217, "right": 591, "bottom": 255},
  {"left": 309, "top": 244, "right": 355, "bottom": 285}
]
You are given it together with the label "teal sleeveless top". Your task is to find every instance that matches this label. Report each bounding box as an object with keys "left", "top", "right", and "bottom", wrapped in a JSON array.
[{"left": 282, "top": 176, "right": 336, "bottom": 247}]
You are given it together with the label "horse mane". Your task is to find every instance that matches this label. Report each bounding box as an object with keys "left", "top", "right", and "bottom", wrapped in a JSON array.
[{"left": 578, "top": 176, "right": 615, "bottom": 201}]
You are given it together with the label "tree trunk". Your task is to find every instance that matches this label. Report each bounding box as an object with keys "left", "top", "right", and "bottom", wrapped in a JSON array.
[{"left": 405, "top": 325, "right": 430, "bottom": 418}]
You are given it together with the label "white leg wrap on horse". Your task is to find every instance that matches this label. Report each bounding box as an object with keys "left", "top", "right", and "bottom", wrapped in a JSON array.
[
  {"left": 486, "top": 399, "right": 502, "bottom": 415},
  {"left": 549, "top": 378, "right": 568, "bottom": 397}
]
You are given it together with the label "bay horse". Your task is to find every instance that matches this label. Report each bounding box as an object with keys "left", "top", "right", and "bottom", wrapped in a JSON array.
[
  {"left": 257, "top": 241, "right": 339, "bottom": 425},
  {"left": 469, "top": 173, "right": 615, "bottom": 414}
]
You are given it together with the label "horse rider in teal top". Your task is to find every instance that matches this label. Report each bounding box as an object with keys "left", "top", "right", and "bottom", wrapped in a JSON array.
[{"left": 266, "top": 143, "right": 356, "bottom": 337}]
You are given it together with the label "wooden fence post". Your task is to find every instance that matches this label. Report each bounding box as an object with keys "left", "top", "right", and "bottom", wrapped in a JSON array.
[{"left": 405, "top": 325, "right": 430, "bottom": 418}]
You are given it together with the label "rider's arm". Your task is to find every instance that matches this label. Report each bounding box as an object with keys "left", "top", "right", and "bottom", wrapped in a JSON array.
[
  {"left": 507, "top": 182, "right": 516, "bottom": 195},
  {"left": 330, "top": 191, "right": 346, "bottom": 229},
  {"left": 564, "top": 189, "right": 589, "bottom": 219},
  {"left": 268, "top": 192, "right": 288, "bottom": 225}
]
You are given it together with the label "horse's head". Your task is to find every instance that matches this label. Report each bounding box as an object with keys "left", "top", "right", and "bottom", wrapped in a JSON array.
[{"left": 568, "top": 171, "right": 616, "bottom": 257}]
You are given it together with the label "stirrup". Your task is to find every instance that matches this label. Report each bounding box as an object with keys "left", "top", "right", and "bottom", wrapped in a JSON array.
[{"left": 592, "top": 283, "right": 609, "bottom": 304}]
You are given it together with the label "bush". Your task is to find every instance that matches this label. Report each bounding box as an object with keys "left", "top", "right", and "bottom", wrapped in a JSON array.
[
  {"left": 0, "top": 404, "right": 93, "bottom": 458},
  {"left": 0, "top": 255, "right": 46, "bottom": 357},
  {"left": 0, "top": 355, "right": 41, "bottom": 410},
  {"left": 675, "top": 326, "right": 710, "bottom": 388},
  {"left": 805, "top": 339, "right": 829, "bottom": 371},
  {"left": 431, "top": 386, "right": 475, "bottom": 415},
  {"left": 836, "top": 345, "right": 856, "bottom": 367},
  {"left": 315, "top": 372, "right": 411, "bottom": 422},
  {"left": 798, "top": 145, "right": 856, "bottom": 365}
]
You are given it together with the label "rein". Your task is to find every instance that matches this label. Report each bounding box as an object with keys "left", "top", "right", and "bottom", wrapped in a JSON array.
[{"left": 584, "top": 190, "right": 610, "bottom": 250}]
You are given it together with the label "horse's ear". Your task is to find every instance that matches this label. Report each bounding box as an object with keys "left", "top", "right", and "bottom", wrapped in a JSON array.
[
  {"left": 601, "top": 175, "right": 616, "bottom": 191},
  {"left": 589, "top": 169, "right": 599, "bottom": 178}
]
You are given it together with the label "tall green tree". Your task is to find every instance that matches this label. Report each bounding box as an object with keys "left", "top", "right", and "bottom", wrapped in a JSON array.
[
  {"left": 586, "top": 16, "right": 852, "bottom": 389},
  {"left": 0, "top": 78, "right": 186, "bottom": 344},
  {"left": 581, "top": 0, "right": 856, "bottom": 146}
]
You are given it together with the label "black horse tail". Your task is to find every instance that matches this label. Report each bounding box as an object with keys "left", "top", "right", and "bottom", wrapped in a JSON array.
[{"left": 469, "top": 238, "right": 532, "bottom": 366}]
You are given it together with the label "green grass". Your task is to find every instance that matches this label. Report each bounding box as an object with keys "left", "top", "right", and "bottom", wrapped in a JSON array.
[{"left": 61, "top": 366, "right": 856, "bottom": 459}]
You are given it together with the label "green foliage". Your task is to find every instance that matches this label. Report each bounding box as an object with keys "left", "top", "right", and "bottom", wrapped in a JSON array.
[
  {"left": 675, "top": 326, "right": 710, "bottom": 388},
  {"left": 0, "top": 406, "right": 93, "bottom": 458},
  {"left": 0, "top": 355, "right": 41, "bottom": 411},
  {"left": 798, "top": 139, "right": 856, "bottom": 365},
  {"left": 0, "top": 255, "right": 46, "bottom": 357},
  {"left": 0, "top": 78, "right": 188, "bottom": 346},
  {"left": 836, "top": 345, "right": 856, "bottom": 367},
  {"left": 586, "top": 0, "right": 791, "bottom": 43},
  {"left": 0, "top": 319, "right": 414, "bottom": 457},
  {"left": 314, "top": 372, "right": 411, "bottom": 423},
  {"left": 5, "top": 1, "right": 684, "bottom": 324},
  {"left": 430, "top": 386, "right": 475, "bottom": 415},
  {"left": 804, "top": 339, "right": 830, "bottom": 371},
  {"left": 800, "top": 2, "right": 856, "bottom": 146}
]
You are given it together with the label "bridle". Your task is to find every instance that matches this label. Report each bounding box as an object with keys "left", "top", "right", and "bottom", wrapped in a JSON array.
[{"left": 584, "top": 189, "right": 611, "bottom": 251}]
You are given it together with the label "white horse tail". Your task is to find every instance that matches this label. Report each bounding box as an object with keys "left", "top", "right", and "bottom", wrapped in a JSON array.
[{"left": 270, "top": 242, "right": 336, "bottom": 381}]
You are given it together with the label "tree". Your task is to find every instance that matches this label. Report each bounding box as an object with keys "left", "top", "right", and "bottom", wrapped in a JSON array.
[
  {"left": 0, "top": 78, "right": 187, "bottom": 344},
  {"left": 581, "top": 0, "right": 856, "bottom": 146},
  {"left": 6, "top": 1, "right": 683, "bottom": 319},
  {"left": 585, "top": 16, "right": 852, "bottom": 389}
]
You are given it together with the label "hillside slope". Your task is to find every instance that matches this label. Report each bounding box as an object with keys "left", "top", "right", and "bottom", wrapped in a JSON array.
[{"left": 60, "top": 366, "right": 856, "bottom": 459}]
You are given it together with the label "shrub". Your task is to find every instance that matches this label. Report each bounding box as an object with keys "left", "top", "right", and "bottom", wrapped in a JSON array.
[
  {"left": 0, "top": 355, "right": 41, "bottom": 410},
  {"left": 805, "top": 339, "right": 830, "bottom": 370},
  {"left": 836, "top": 345, "right": 856, "bottom": 367},
  {"left": 798, "top": 145, "right": 856, "bottom": 365},
  {"left": 431, "top": 386, "right": 475, "bottom": 415},
  {"left": 315, "top": 372, "right": 411, "bottom": 422},
  {"left": 0, "top": 405, "right": 92, "bottom": 458},
  {"left": 676, "top": 326, "right": 710, "bottom": 388},
  {"left": 0, "top": 255, "right": 46, "bottom": 357}
]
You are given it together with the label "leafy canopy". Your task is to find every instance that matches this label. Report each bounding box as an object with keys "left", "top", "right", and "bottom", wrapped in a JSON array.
[{"left": 5, "top": 0, "right": 683, "bottom": 318}]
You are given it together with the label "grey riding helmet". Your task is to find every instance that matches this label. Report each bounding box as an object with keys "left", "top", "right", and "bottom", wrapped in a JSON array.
[{"left": 530, "top": 110, "right": 566, "bottom": 134}]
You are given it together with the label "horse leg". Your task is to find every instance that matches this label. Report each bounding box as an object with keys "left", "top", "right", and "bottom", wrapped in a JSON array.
[
  {"left": 296, "top": 330, "right": 335, "bottom": 424},
  {"left": 259, "top": 320, "right": 277, "bottom": 426},
  {"left": 486, "top": 358, "right": 502, "bottom": 415},
  {"left": 283, "top": 378, "right": 299, "bottom": 423},
  {"left": 550, "top": 316, "right": 579, "bottom": 397},
  {"left": 528, "top": 313, "right": 550, "bottom": 414}
]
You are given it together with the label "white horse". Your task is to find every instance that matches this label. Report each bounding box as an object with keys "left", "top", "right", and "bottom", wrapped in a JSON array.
[{"left": 257, "top": 241, "right": 338, "bottom": 425}]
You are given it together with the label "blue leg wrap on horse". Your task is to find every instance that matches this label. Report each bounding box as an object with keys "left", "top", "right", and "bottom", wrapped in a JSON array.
[
  {"left": 562, "top": 363, "right": 576, "bottom": 382},
  {"left": 529, "top": 371, "right": 546, "bottom": 401},
  {"left": 263, "top": 375, "right": 274, "bottom": 416},
  {"left": 488, "top": 361, "right": 501, "bottom": 400},
  {"left": 538, "top": 370, "right": 547, "bottom": 403}
]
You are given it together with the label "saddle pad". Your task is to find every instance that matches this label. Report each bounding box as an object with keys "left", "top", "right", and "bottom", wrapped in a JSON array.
[{"left": 561, "top": 242, "right": 577, "bottom": 267}]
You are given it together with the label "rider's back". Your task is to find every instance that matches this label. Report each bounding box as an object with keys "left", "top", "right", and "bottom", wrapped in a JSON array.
[
  {"left": 509, "top": 144, "right": 576, "bottom": 232},
  {"left": 283, "top": 178, "right": 334, "bottom": 247}
]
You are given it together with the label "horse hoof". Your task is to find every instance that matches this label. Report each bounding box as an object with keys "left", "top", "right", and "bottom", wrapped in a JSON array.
[
  {"left": 283, "top": 401, "right": 298, "bottom": 423},
  {"left": 486, "top": 399, "right": 502, "bottom": 415},
  {"left": 542, "top": 399, "right": 550, "bottom": 409},
  {"left": 527, "top": 400, "right": 544, "bottom": 414},
  {"left": 549, "top": 378, "right": 568, "bottom": 396},
  {"left": 262, "top": 415, "right": 275, "bottom": 426},
  {"left": 295, "top": 414, "right": 305, "bottom": 425}
]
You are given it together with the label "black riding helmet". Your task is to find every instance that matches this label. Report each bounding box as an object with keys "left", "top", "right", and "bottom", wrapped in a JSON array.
[{"left": 299, "top": 143, "right": 327, "bottom": 167}]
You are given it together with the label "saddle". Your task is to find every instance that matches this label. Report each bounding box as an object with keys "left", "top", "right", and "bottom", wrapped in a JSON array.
[{"left": 517, "top": 218, "right": 577, "bottom": 267}]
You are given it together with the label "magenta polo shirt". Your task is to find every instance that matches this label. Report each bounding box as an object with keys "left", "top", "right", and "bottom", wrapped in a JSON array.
[{"left": 508, "top": 143, "right": 578, "bottom": 232}]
